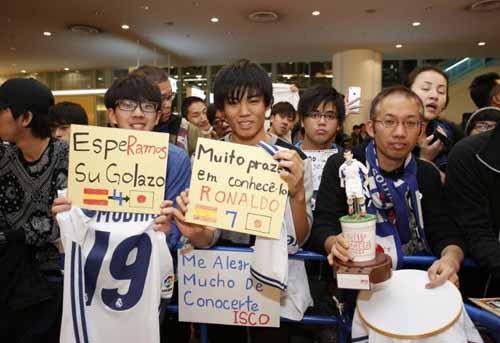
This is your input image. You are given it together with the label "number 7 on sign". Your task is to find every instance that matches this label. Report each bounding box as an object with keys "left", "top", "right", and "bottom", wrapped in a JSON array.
[{"left": 225, "top": 210, "right": 237, "bottom": 227}]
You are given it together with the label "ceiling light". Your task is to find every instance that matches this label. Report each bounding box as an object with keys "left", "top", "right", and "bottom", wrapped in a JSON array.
[
  {"left": 185, "top": 72, "right": 190, "bottom": 75},
  {"left": 196, "top": 75, "right": 202, "bottom": 78},
  {"left": 43, "top": 31, "right": 52, "bottom": 36},
  {"left": 121, "top": 24, "right": 130, "bottom": 30},
  {"left": 64, "top": 67, "right": 70, "bottom": 71},
  {"left": 412, "top": 21, "right": 421, "bottom": 27},
  {"left": 141, "top": 5, "right": 150, "bottom": 10},
  {"left": 478, "top": 41, "right": 486, "bottom": 46},
  {"left": 98, "top": 77, "right": 103, "bottom": 81},
  {"left": 21, "top": 70, "right": 27, "bottom": 73},
  {"left": 395, "top": 44, "right": 403, "bottom": 48},
  {"left": 210, "top": 17, "right": 219, "bottom": 23},
  {"left": 312, "top": 10, "right": 320, "bottom": 16}
]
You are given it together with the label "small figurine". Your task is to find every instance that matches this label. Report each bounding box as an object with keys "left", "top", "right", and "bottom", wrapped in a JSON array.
[{"left": 339, "top": 149, "right": 369, "bottom": 215}]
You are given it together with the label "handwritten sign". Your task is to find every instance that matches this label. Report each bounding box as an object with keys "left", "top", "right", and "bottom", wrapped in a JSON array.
[
  {"left": 303, "top": 149, "right": 338, "bottom": 191},
  {"left": 186, "top": 138, "right": 288, "bottom": 239},
  {"left": 68, "top": 125, "right": 169, "bottom": 214},
  {"left": 178, "top": 250, "right": 280, "bottom": 327}
]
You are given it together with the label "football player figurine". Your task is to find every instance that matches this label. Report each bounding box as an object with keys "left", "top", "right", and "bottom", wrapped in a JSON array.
[{"left": 339, "top": 149, "right": 369, "bottom": 215}]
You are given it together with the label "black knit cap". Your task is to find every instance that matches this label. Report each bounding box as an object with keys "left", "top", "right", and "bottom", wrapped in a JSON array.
[{"left": 0, "top": 78, "right": 54, "bottom": 115}]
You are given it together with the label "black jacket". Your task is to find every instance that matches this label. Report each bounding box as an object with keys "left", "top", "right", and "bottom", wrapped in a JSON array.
[
  {"left": 307, "top": 143, "right": 466, "bottom": 258},
  {"left": 445, "top": 123, "right": 500, "bottom": 280}
]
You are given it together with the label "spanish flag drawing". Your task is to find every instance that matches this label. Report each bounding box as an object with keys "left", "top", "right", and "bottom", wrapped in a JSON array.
[
  {"left": 82, "top": 188, "right": 109, "bottom": 206},
  {"left": 193, "top": 204, "right": 217, "bottom": 223}
]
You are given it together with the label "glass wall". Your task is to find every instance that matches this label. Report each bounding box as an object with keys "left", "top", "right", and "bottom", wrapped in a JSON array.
[{"left": 2, "top": 57, "right": 484, "bottom": 126}]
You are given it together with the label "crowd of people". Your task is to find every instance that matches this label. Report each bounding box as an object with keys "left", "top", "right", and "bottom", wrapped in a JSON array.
[{"left": 0, "top": 60, "right": 499, "bottom": 342}]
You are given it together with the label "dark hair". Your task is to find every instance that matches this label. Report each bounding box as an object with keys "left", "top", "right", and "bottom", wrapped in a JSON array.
[
  {"left": 213, "top": 59, "right": 273, "bottom": 111},
  {"left": 10, "top": 107, "right": 53, "bottom": 139},
  {"left": 369, "top": 85, "right": 424, "bottom": 120},
  {"left": 207, "top": 103, "right": 218, "bottom": 125},
  {"left": 470, "top": 72, "right": 500, "bottom": 108},
  {"left": 0, "top": 78, "right": 54, "bottom": 139},
  {"left": 182, "top": 96, "right": 205, "bottom": 118},
  {"left": 270, "top": 101, "right": 296, "bottom": 119},
  {"left": 297, "top": 84, "right": 345, "bottom": 123},
  {"left": 359, "top": 123, "right": 366, "bottom": 128},
  {"left": 104, "top": 75, "right": 161, "bottom": 109},
  {"left": 407, "top": 65, "right": 449, "bottom": 108},
  {"left": 49, "top": 102, "right": 88, "bottom": 127},
  {"left": 130, "top": 65, "right": 169, "bottom": 85},
  {"left": 464, "top": 106, "right": 500, "bottom": 135},
  {"left": 352, "top": 124, "right": 360, "bottom": 130}
]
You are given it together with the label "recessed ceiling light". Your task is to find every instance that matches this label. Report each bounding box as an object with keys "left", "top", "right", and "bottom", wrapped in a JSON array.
[
  {"left": 412, "top": 21, "right": 421, "bottom": 27},
  {"left": 43, "top": 31, "right": 52, "bottom": 36},
  {"left": 196, "top": 75, "right": 202, "bottom": 78},
  {"left": 395, "top": 44, "right": 403, "bottom": 48},
  {"left": 141, "top": 5, "right": 150, "bottom": 10},
  {"left": 478, "top": 41, "right": 486, "bottom": 46},
  {"left": 21, "top": 70, "right": 27, "bottom": 73},
  {"left": 210, "top": 17, "right": 219, "bottom": 23},
  {"left": 185, "top": 72, "right": 190, "bottom": 75},
  {"left": 121, "top": 24, "right": 130, "bottom": 30},
  {"left": 312, "top": 10, "right": 321, "bottom": 16},
  {"left": 98, "top": 77, "right": 103, "bottom": 81},
  {"left": 64, "top": 67, "right": 70, "bottom": 71}
]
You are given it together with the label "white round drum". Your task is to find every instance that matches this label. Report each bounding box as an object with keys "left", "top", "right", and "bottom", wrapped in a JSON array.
[{"left": 357, "top": 269, "right": 463, "bottom": 339}]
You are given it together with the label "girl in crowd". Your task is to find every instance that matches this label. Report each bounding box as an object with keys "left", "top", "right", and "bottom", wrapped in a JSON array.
[{"left": 408, "top": 65, "right": 463, "bottom": 179}]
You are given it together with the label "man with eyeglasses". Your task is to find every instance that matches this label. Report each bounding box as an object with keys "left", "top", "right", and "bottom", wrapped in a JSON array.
[
  {"left": 51, "top": 74, "right": 210, "bottom": 342},
  {"left": 295, "top": 85, "right": 345, "bottom": 212},
  {"left": 131, "top": 65, "right": 201, "bottom": 156},
  {"left": 464, "top": 107, "right": 500, "bottom": 136},
  {"left": 309, "top": 86, "right": 467, "bottom": 291},
  {"left": 296, "top": 85, "right": 344, "bottom": 152}
]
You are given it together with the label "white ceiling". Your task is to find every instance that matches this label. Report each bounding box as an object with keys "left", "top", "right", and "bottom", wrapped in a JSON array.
[{"left": 1, "top": 0, "right": 499, "bottom": 76}]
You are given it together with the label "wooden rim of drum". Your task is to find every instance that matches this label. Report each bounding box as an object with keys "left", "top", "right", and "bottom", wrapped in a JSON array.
[{"left": 356, "top": 302, "right": 462, "bottom": 339}]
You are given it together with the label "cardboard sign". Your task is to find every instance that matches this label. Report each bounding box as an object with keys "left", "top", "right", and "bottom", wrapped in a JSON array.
[
  {"left": 186, "top": 138, "right": 288, "bottom": 239},
  {"left": 303, "top": 149, "right": 338, "bottom": 191},
  {"left": 178, "top": 249, "right": 280, "bottom": 327},
  {"left": 68, "top": 125, "right": 169, "bottom": 214}
]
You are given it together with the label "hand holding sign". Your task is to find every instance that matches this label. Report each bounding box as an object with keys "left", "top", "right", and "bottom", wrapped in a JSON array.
[
  {"left": 273, "top": 149, "right": 304, "bottom": 198},
  {"left": 156, "top": 190, "right": 216, "bottom": 248}
]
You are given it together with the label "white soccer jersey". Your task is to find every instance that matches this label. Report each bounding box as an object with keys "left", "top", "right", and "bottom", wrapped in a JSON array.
[
  {"left": 58, "top": 208, "right": 174, "bottom": 343},
  {"left": 339, "top": 160, "right": 368, "bottom": 198}
]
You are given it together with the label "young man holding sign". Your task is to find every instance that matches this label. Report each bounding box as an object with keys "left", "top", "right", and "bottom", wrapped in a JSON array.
[
  {"left": 165, "top": 60, "right": 314, "bottom": 341},
  {"left": 51, "top": 75, "right": 211, "bottom": 343}
]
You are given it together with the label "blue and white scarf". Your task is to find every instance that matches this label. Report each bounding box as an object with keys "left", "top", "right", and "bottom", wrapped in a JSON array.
[{"left": 365, "top": 141, "right": 429, "bottom": 268}]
